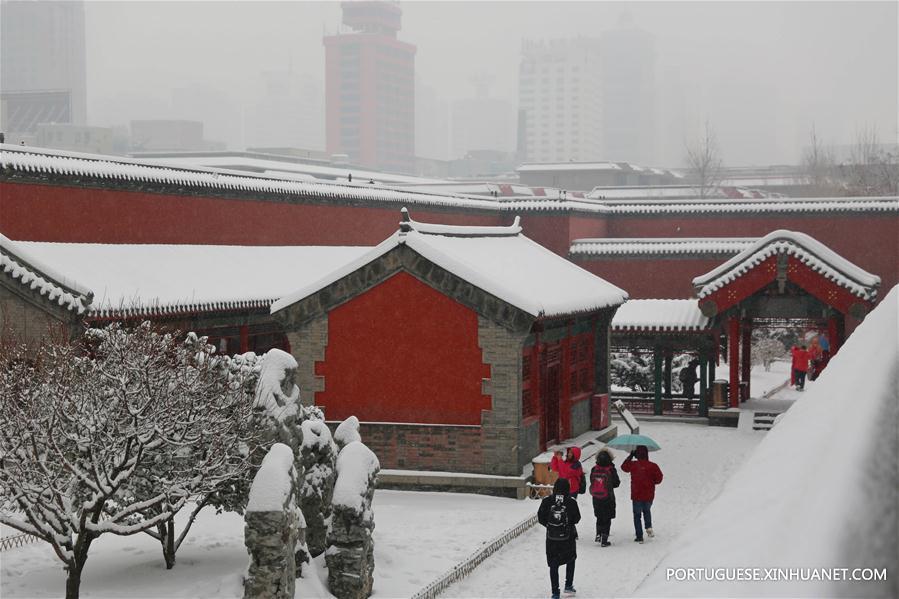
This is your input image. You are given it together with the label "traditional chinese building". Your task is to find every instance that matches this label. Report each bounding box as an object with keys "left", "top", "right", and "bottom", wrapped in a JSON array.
[{"left": 271, "top": 210, "right": 627, "bottom": 476}]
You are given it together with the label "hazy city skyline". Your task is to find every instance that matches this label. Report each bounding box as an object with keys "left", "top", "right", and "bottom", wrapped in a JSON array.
[{"left": 8, "top": 1, "right": 898, "bottom": 168}]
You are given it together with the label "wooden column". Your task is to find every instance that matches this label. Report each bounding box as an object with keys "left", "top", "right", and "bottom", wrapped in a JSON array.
[
  {"left": 663, "top": 351, "right": 673, "bottom": 398},
  {"left": 699, "top": 354, "right": 708, "bottom": 417},
  {"left": 728, "top": 316, "right": 740, "bottom": 408},
  {"left": 708, "top": 345, "right": 717, "bottom": 385},
  {"left": 653, "top": 346, "right": 663, "bottom": 415},
  {"left": 239, "top": 324, "right": 249, "bottom": 354},
  {"left": 827, "top": 313, "right": 844, "bottom": 356},
  {"left": 740, "top": 319, "right": 752, "bottom": 401}
]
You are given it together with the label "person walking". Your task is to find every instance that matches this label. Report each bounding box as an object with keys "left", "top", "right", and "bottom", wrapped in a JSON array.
[
  {"left": 678, "top": 359, "right": 700, "bottom": 400},
  {"left": 791, "top": 344, "right": 811, "bottom": 390},
  {"left": 550, "top": 446, "right": 585, "bottom": 496},
  {"left": 589, "top": 448, "right": 620, "bottom": 546},
  {"left": 538, "top": 478, "right": 581, "bottom": 599},
  {"left": 621, "top": 445, "right": 663, "bottom": 543}
]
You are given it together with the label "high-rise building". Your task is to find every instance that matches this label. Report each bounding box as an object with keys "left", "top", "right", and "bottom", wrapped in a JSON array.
[
  {"left": 0, "top": 1, "right": 87, "bottom": 137},
  {"left": 518, "top": 38, "right": 603, "bottom": 164},
  {"left": 600, "top": 17, "right": 656, "bottom": 165},
  {"left": 451, "top": 76, "right": 516, "bottom": 159},
  {"left": 323, "top": 1, "right": 416, "bottom": 174}
]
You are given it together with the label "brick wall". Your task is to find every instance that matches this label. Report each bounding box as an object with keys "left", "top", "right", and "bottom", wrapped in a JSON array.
[
  {"left": 286, "top": 315, "right": 327, "bottom": 407},
  {"left": 330, "top": 422, "right": 484, "bottom": 473},
  {"left": 477, "top": 315, "right": 530, "bottom": 476},
  {"left": 0, "top": 282, "right": 75, "bottom": 346}
]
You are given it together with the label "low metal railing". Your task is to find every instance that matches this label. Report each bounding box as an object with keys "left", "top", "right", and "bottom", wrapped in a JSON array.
[
  {"left": 411, "top": 514, "right": 539, "bottom": 599},
  {"left": 0, "top": 532, "right": 38, "bottom": 551}
]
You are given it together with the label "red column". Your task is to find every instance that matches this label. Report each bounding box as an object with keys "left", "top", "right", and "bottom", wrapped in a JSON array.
[
  {"left": 741, "top": 319, "right": 752, "bottom": 401},
  {"left": 560, "top": 326, "right": 572, "bottom": 440},
  {"left": 827, "top": 314, "right": 843, "bottom": 356},
  {"left": 728, "top": 316, "right": 740, "bottom": 408},
  {"left": 239, "top": 324, "right": 249, "bottom": 354}
]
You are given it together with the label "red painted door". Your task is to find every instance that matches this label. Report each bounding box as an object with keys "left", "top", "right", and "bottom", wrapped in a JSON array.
[{"left": 541, "top": 344, "right": 562, "bottom": 447}]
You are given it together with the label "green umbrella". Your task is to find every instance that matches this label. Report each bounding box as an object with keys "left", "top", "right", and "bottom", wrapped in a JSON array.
[{"left": 607, "top": 433, "right": 661, "bottom": 452}]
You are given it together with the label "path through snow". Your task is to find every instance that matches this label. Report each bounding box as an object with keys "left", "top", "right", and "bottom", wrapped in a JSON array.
[{"left": 447, "top": 422, "right": 764, "bottom": 598}]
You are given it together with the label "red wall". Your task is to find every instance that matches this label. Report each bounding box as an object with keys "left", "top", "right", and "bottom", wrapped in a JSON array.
[
  {"left": 577, "top": 257, "right": 735, "bottom": 299},
  {"left": 0, "top": 182, "right": 507, "bottom": 245},
  {"left": 608, "top": 213, "right": 899, "bottom": 297},
  {"left": 315, "top": 271, "right": 491, "bottom": 424}
]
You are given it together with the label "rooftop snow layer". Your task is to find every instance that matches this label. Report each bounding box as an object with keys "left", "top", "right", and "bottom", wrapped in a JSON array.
[
  {"left": 3, "top": 145, "right": 898, "bottom": 216},
  {"left": 272, "top": 211, "right": 628, "bottom": 318},
  {"left": 571, "top": 237, "right": 756, "bottom": 257},
  {"left": 0, "top": 233, "right": 92, "bottom": 314},
  {"left": 636, "top": 284, "right": 899, "bottom": 598},
  {"left": 517, "top": 162, "right": 623, "bottom": 172},
  {"left": 692, "top": 230, "right": 881, "bottom": 301},
  {"left": 612, "top": 299, "right": 710, "bottom": 332},
  {"left": 15, "top": 242, "right": 370, "bottom": 317}
]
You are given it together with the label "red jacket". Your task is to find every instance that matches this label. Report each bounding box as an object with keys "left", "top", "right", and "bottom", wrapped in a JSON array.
[
  {"left": 791, "top": 347, "right": 810, "bottom": 372},
  {"left": 621, "top": 452, "right": 663, "bottom": 501},
  {"left": 550, "top": 446, "right": 584, "bottom": 494}
]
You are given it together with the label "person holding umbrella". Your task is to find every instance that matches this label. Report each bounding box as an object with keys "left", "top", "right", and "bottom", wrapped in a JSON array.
[{"left": 620, "top": 444, "right": 663, "bottom": 543}]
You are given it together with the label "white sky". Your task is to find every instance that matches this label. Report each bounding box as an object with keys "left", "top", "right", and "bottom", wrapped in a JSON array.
[{"left": 83, "top": 1, "right": 898, "bottom": 166}]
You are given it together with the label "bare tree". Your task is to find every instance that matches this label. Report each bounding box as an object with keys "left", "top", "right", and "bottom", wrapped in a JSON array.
[
  {"left": 0, "top": 323, "right": 257, "bottom": 598},
  {"left": 800, "top": 124, "right": 837, "bottom": 195},
  {"left": 839, "top": 125, "right": 899, "bottom": 196},
  {"left": 685, "top": 120, "right": 723, "bottom": 199}
]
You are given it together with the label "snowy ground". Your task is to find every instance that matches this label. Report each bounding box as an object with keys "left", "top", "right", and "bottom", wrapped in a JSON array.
[
  {"left": 2, "top": 381, "right": 787, "bottom": 598},
  {"left": 1, "top": 490, "right": 535, "bottom": 598},
  {"left": 446, "top": 421, "right": 764, "bottom": 598}
]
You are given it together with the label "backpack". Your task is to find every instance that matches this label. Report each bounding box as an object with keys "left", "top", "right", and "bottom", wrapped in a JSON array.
[
  {"left": 590, "top": 469, "right": 610, "bottom": 500},
  {"left": 546, "top": 496, "right": 570, "bottom": 541}
]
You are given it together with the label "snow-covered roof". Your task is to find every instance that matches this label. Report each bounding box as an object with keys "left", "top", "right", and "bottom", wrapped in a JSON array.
[
  {"left": 271, "top": 210, "right": 628, "bottom": 319},
  {"left": 586, "top": 185, "right": 727, "bottom": 200},
  {"left": 0, "top": 233, "right": 92, "bottom": 314},
  {"left": 517, "top": 162, "right": 623, "bottom": 172},
  {"left": 3, "top": 145, "right": 897, "bottom": 216},
  {"left": 15, "top": 241, "right": 370, "bottom": 318},
  {"left": 611, "top": 299, "right": 710, "bottom": 332},
  {"left": 637, "top": 285, "right": 899, "bottom": 598},
  {"left": 571, "top": 237, "right": 755, "bottom": 257},
  {"left": 692, "top": 230, "right": 881, "bottom": 301}
]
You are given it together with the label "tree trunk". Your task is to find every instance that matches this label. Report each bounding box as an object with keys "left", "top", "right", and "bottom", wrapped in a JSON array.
[
  {"left": 159, "top": 519, "right": 176, "bottom": 569},
  {"left": 65, "top": 564, "right": 82, "bottom": 599},
  {"left": 66, "top": 536, "right": 93, "bottom": 599}
]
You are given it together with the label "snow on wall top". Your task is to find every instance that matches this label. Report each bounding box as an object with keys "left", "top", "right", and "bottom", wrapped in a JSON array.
[
  {"left": 4, "top": 145, "right": 897, "bottom": 222},
  {"left": 517, "top": 162, "right": 623, "bottom": 172},
  {"left": 246, "top": 443, "right": 296, "bottom": 512},
  {"left": 692, "top": 230, "right": 881, "bottom": 301},
  {"left": 271, "top": 210, "right": 628, "bottom": 318},
  {"left": 0, "top": 233, "right": 92, "bottom": 314},
  {"left": 15, "top": 241, "right": 370, "bottom": 318},
  {"left": 636, "top": 284, "right": 899, "bottom": 597},
  {"left": 3, "top": 145, "right": 898, "bottom": 217},
  {"left": 571, "top": 237, "right": 756, "bottom": 257},
  {"left": 612, "top": 299, "right": 710, "bottom": 332}
]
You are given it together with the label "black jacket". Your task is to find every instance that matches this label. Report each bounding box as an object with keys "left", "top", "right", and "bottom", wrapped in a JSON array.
[{"left": 538, "top": 492, "right": 581, "bottom": 567}]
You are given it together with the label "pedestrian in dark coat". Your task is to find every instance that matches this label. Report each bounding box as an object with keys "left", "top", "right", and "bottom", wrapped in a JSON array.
[
  {"left": 538, "top": 478, "right": 581, "bottom": 599},
  {"left": 621, "top": 445, "right": 663, "bottom": 543},
  {"left": 589, "top": 447, "right": 620, "bottom": 546}
]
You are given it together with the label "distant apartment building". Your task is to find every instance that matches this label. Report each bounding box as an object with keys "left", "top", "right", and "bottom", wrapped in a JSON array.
[
  {"left": 36, "top": 123, "right": 113, "bottom": 155},
  {"left": 600, "top": 19, "right": 656, "bottom": 165},
  {"left": 130, "top": 120, "right": 223, "bottom": 152},
  {"left": 451, "top": 79, "right": 516, "bottom": 159},
  {"left": 324, "top": 1, "right": 416, "bottom": 174},
  {"left": 0, "top": 0, "right": 87, "bottom": 137},
  {"left": 518, "top": 38, "right": 603, "bottom": 164}
]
